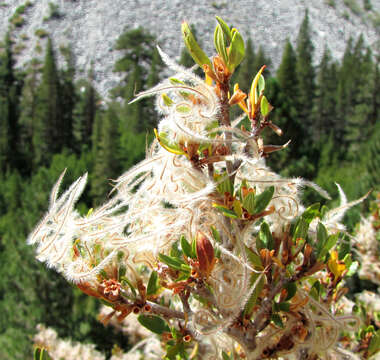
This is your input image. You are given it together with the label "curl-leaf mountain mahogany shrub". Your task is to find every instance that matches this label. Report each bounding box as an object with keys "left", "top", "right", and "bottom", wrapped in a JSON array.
[{"left": 29, "top": 18, "right": 367, "bottom": 360}]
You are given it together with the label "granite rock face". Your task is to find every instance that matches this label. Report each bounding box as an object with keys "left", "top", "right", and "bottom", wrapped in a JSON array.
[{"left": 1, "top": 0, "right": 379, "bottom": 97}]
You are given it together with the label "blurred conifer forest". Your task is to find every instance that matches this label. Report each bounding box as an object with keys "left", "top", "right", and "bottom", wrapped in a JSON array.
[{"left": 0, "top": 12, "right": 379, "bottom": 359}]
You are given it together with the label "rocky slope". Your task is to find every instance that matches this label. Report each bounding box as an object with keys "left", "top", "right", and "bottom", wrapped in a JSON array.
[{"left": 0, "top": 0, "right": 379, "bottom": 97}]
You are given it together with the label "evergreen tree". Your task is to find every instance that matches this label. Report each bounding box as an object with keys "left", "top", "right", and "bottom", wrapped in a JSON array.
[
  {"left": 18, "top": 59, "right": 42, "bottom": 174},
  {"left": 0, "top": 32, "right": 21, "bottom": 172},
  {"left": 365, "top": 121, "right": 380, "bottom": 191},
  {"left": 295, "top": 11, "right": 315, "bottom": 156},
  {"left": 72, "top": 68, "right": 98, "bottom": 152},
  {"left": 336, "top": 37, "right": 354, "bottom": 152},
  {"left": 312, "top": 47, "right": 338, "bottom": 142},
  {"left": 91, "top": 105, "right": 120, "bottom": 204},
  {"left": 33, "top": 37, "right": 62, "bottom": 167},
  {"left": 251, "top": 45, "right": 272, "bottom": 78},
  {"left": 59, "top": 45, "right": 77, "bottom": 150}
]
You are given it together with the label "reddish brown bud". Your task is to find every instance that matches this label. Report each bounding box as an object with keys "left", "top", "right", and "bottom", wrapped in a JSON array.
[
  {"left": 183, "top": 334, "right": 192, "bottom": 343},
  {"left": 229, "top": 88, "right": 247, "bottom": 106},
  {"left": 196, "top": 231, "right": 215, "bottom": 278}
]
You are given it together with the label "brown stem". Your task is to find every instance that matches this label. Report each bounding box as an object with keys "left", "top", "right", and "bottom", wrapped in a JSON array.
[{"left": 146, "top": 300, "right": 185, "bottom": 320}]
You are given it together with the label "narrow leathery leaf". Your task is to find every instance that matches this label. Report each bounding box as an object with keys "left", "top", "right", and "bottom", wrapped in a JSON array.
[
  {"left": 196, "top": 232, "right": 215, "bottom": 278},
  {"left": 181, "top": 235, "right": 196, "bottom": 259},
  {"left": 245, "top": 246, "right": 263, "bottom": 269},
  {"left": 284, "top": 282, "right": 297, "bottom": 301},
  {"left": 293, "top": 217, "right": 309, "bottom": 242},
  {"left": 191, "top": 238, "right": 197, "bottom": 258},
  {"left": 316, "top": 222, "right": 328, "bottom": 256},
  {"left": 249, "top": 65, "right": 266, "bottom": 116},
  {"left": 275, "top": 302, "right": 290, "bottom": 312},
  {"left": 257, "top": 222, "right": 274, "bottom": 250},
  {"left": 301, "top": 203, "right": 320, "bottom": 224},
  {"left": 214, "top": 25, "right": 228, "bottom": 65},
  {"left": 176, "top": 104, "right": 191, "bottom": 113},
  {"left": 253, "top": 186, "right": 274, "bottom": 214},
  {"left": 138, "top": 314, "right": 170, "bottom": 334},
  {"left": 154, "top": 129, "right": 186, "bottom": 156},
  {"left": 318, "top": 233, "right": 338, "bottom": 260},
  {"left": 260, "top": 95, "right": 270, "bottom": 116},
  {"left": 215, "top": 16, "right": 231, "bottom": 41},
  {"left": 242, "top": 192, "right": 255, "bottom": 215},
  {"left": 228, "top": 30, "right": 245, "bottom": 70},
  {"left": 182, "top": 22, "right": 212, "bottom": 68},
  {"left": 158, "top": 253, "right": 191, "bottom": 273},
  {"left": 233, "top": 199, "right": 243, "bottom": 218},
  {"left": 244, "top": 274, "right": 265, "bottom": 316},
  {"left": 170, "top": 240, "right": 182, "bottom": 258},
  {"left": 120, "top": 276, "right": 137, "bottom": 298},
  {"left": 212, "top": 203, "right": 238, "bottom": 218},
  {"left": 162, "top": 94, "right": 173, "bottom": 106},
  {"left": 271, "top": 313, "right": 284, "bottom": 328},
  {"left": 210, "top": 226, "right": 222, "bottom": 243},
  {"left": 118, "top": 265, "right": 126, "bottom": 280},
  {"left": 368, "top": 330, "right": 380, "bottom": 356},
  {"left": 215, "top": 172, "right": 234, "bottom": 195},
  {"left": 258, "top": 74, "right": 265, "bottom": 95},
  {"left": 222, "top": 350, "right": 232, "bottom": 360},
  {"left": 166, "top": 342, "right": 186, "bottom": 360},
  {"left": 147, "top": 271, "right": 159, "bottom": 296},
  {"left": 169, "top": 77, "right": 185, "bottom": 85}
]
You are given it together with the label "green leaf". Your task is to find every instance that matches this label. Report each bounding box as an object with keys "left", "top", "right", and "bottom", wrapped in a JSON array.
[
  {"left": 34, "top": 348, "right": 52, "bottom": 360},
  {"left": 283, "top": 282, "right": 297, "bottom": 301},
  {"left": 260, "top": 95, "right": 270, "bottom": 116},
  {"left": 253, "top": 186, "right": 274, "bottom": 214},
  {"left": 158, "top": 253, "right": 191, "bottom": 273},
  {"left": 222, "top": 350, "right": 232, "bottom": 360},
  {"left": 228, "top": 30, "right": 245, "bottom": 70},
  {"left": 162, "top": 94, "right": 174, "bottom": 106},
  {"left": 181, "top": 22, "right": 211, "bottom": 68},
  {"left": 181, "top": 235, "right": 196, "bottom": 259},
  {"left": 120, "top": 276, "right": 137, "bottom": 298},
  {"left": 214, "top": 25, "right": 228, "bottom": 65},
  {"left": 245, "top": 246, "right": 263, "bottom": 268},
  {"left": 242, "top": 191, "right": 256, "bottom": 215},
  {"left": 138, "top": 315, "right": 170, "bottom": 335},
  {"left": 274, "top": 302, "right": 290, "bottom": 312},
  {"left": 147, "top": 271, "right": 159, "bottom": 296},
  {"left": 210, "top": 226, "right": 222, "bottom": 244},
  {"left": 256, "top": 222, "right": 274, "bottom": 250},
  {"left": 258, "top": 75, "right": 265, "bottom": 95},
  {"left": 212, "top": 204, "right": 238, "bottom": 219},
  {"left": 293, "top": 217, "right": 309, "bottom": 242},
  {"left": 215, "top": 16, "right": 231, "bottom": 41},
  {"left": 215, "top": 172, "right": 234, "bottom": 195},
  {"left": 301, "top": 203, "right": 320, "bottom": 224},
  {"left": 368, "top": 330, "right": 380, "bottom": 356},
  {"left": 316, "top": 222, "right": 328, "bottom": 257},
  {"left": 271, "top": 313, "right": 284, "bottom": 328},
  {"left": 170, "top": 240, "right": 183, "bottom": 258},
  {"left": 233, "top": 199, "right": 243, "bottom": 218},
  {"left": 244, "top": 274, "right": 264, "bottom": 316}
]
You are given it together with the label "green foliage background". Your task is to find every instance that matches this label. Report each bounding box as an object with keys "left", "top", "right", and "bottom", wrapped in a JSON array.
[{"left": 0, "top": 12, "right": 378, "bottom": 359}]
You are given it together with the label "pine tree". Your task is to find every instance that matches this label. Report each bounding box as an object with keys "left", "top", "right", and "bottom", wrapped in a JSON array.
[
  {"left": 60, "top": 45, "right": 77, "bottom": 151},
  {"left": 33, "top": 37, "right": 62, "bottom": 167},
  {"left": 0, "top": 32, "right": 21, "bottom": 172},
  {"left": 336, "top": 37, "right": 354, "bottom": 152},
  {"left": 295, "top": 10, "right": 315, "bottom": 145},
  {"left": 313, "top": 47, "right": 338, "bottom": 141},
  {"left": 365, "top": 121, "right": 380, "bottom": 191},
  {"left": 252, "top": 45, "right": 272, "bottom": 78},
  {"left": 18, "top": 59, "right": 42, "bottom": 174},
  {"left": 91, "top": 105, "right": 120, "bottom": 204},
  {"left": 72, "top": 68, "right": 98, "bottom": 152}
]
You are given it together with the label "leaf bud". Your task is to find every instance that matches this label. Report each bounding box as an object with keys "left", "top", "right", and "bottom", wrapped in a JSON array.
[{"left": 196, "top": 231, "right": 215, "bottom": 278}]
